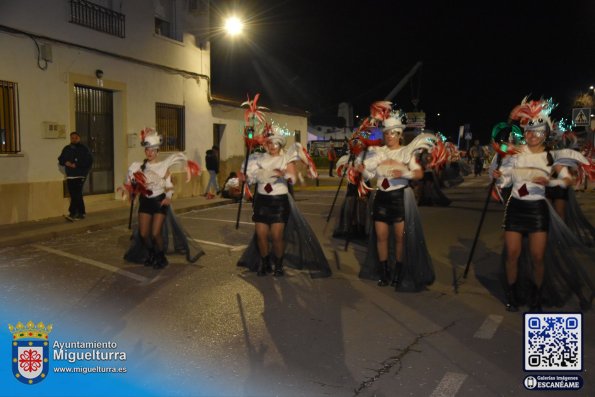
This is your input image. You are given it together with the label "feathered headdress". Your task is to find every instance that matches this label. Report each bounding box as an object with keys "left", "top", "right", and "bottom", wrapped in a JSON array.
[
  {"left": 382, "top": 109, "right": 408, "bottom": 132},
  {"left": 140, "top": 127, "right": 162, "bottom": 148},
  {"left": 509, "top": 96, "right": 556, "bottom": 132},
  {"left": 241, "top": 93, "right": 269, "bottom": 125}
]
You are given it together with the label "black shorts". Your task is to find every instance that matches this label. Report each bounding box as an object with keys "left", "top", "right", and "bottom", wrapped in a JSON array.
[
  {"left": 503, "top": 197, "right": 549, "bottom": 233},
  {"left": 139, "top": 194, "right": 168, "bottom": 215},
  {"left": 373, "top": 188, "right": 405, "bottom": 224},
  {"left": 545, "top": 186, "right": 568, "bottom": 201},
  {"left": 252, "top": 194, "right": 290, "bottom": 224}
]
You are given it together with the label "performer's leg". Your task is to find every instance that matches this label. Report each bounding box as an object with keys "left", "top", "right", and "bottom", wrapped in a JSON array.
[
  {"left": 392, "top": 221, "right": 405, "bottom": 287},
  {"left": 255, "top": 222, "right": 270, "bottom": 276},
  {"left": 151, "top": 213, "right": 168, "bottom": 268},
  {"left": 553, "top": 199, "right": 566, "bottom": 221},
  {"left": 139, "top": 213, "right": 154, "bottom": 266},
  {"left": 375, "top": 221, "right": 390, "bottom": 286},
  {"left": 504, "top": 231, "right": 523, "bottom": 311},
  {"left": 270, "top": 222, "right": 285, "bottom": 276},
  {"left": 528, "top": 231, "right": 547, "bottom": 311}
]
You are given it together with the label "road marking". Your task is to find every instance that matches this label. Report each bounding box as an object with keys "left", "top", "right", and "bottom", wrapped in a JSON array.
[
  {"left": 191, "top": 239, "right": 247, "bottom": 251},
  {"left": 430, "top": 372, "right": 468, "bottom": 397},
  {"left": 473, "top": 314, "right": 504, "bottom": 339},
  {"left": 181, "top": 216, "right": 254, "bottom": 226},
  {"left": 32, "top": 244, "right": 150, "bottom": 283}
]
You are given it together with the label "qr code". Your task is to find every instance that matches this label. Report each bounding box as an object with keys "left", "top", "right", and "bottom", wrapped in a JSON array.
[{"left": 524, "top": 313, "right": 582, "bottom": 371}]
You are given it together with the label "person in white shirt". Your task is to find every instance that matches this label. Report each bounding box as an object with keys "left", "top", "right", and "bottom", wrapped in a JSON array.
[
  {"left": 125, "top": 129, "right": 201, "bottom": 268},
  {"left": 492, "top": 97, "right": 593, "bottom": 311},
  {"left": 238, "top": 124, "right": 331, "bottom": 278},
  {"left": 357, "top": 109, "right": 435, "bottom": 291}
]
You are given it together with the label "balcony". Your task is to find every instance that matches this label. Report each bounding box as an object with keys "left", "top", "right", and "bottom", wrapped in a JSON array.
[{"left": 69, "top": 0, "right": 125, "bottom": 38}]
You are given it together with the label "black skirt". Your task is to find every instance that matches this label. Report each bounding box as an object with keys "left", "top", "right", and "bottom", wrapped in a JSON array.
[
  {"left": 545, "top": 186, "right": 569, "bottom": 201},
  {"left": 252, "top": 194, "right": 290, "bottom": 224},
  {"left": 373, "top": 188, "right": 405, "bottom": 224},
  {"left": 503, "top": 197, "right": 549, "bottom": 233},
  {"left": 139, "top": 194, "right": 168, "bottom": 215}
]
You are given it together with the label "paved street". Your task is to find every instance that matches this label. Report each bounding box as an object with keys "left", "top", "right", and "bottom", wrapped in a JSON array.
[{"left": 1, "top": 176, "right": 594, "bottom": 397}]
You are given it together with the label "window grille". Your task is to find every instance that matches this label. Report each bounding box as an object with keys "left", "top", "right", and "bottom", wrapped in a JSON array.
[
  {"left": 69, "top": 0, "right": 126, "bottom": 38},
  {"left": 156, "top": 103, "right": 185, "bottom": 151},
  {"left": 0, "top": 80, "right": 21, "bottom": 154}
]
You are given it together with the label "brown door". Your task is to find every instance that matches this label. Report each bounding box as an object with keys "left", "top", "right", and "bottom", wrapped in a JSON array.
[{"left": 74, "top": 85, "right": 114, "bottom": 194}]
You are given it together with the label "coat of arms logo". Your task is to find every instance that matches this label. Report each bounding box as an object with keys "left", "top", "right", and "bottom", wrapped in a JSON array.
[{"left": 8, "top": 320, "right": 53, "bottom": 384}]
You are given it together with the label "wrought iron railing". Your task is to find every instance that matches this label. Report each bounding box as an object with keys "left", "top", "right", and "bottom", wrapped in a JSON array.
[{"left": 69, "top": 0, "right": 125, "bottom": 38}]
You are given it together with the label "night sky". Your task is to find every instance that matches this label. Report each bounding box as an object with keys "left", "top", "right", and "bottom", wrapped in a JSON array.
[{"left": 209, "top": 0, "right": 594, "bottom": 143}]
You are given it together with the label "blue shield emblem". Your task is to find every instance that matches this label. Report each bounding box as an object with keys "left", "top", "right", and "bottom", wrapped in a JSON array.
[{"left": 9, "top": 321, "right": 52, "bottom": 385}]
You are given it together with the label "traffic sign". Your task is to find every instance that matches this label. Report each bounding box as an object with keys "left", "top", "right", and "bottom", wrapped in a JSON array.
[{"left": 572, "top": 108, "right": 591, "bottom": 126}]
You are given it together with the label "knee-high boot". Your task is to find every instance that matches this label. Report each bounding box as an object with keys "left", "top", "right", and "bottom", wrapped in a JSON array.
[
  {"left": 377, "top": 261, "right": 389, "bottom": 286},
  {"left": 273, "top": 255, "right": 284, "bottom": 277},
  {"left": 505, "top": 283, "right": 519, "bottom": 312}
]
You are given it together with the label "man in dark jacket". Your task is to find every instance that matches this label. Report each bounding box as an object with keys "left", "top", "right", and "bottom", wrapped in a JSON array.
[
  {"left": 204, "top": 148, "right": 220, "bottom": 196},
  {"left": 58, "top": 132, "right": 93, "bottom": 220}
]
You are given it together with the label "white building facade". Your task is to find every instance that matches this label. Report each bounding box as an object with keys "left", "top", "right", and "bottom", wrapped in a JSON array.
[{"left": 0, "top": 0, "right": 307, "bottom": 225}]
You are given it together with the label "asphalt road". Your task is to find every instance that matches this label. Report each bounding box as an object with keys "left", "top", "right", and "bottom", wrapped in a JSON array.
[{"left": 1, "top": 177, "right": 594, "bottom": 397}]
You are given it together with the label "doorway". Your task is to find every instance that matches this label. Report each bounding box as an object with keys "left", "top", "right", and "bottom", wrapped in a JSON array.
[{"left": 74, "top": 85, "right": 114, "bottom": 194}]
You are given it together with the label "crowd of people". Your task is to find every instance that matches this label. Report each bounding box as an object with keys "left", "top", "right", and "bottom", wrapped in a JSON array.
[{"left": 62, "top": 94, "right": 593, "bottom": 313}]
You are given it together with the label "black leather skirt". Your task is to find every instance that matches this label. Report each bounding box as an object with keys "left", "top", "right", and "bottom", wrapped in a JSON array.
[
  {"left": 545, "top": 186, "right": 568, "bottom": 201},
  {"left": 252, "top": 194, "right": 290, "bottom": 224},
  {"left": 503, "top": 197, "right": 549, "bottom": 233},
  {"left": 139, "top": 194, "right": 168, "bottom": 215},
  {"left": 372, "top": 188, "right": 405, "bottom": 224}
]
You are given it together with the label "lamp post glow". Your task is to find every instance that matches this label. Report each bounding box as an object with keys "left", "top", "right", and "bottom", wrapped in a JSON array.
[{"left": 224, "top": 17, "right": 243, "bottom": 36}]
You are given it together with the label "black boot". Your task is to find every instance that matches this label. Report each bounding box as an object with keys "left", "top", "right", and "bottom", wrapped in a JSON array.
[
  {"left": 265, "top": 255, "right": 273, "bottom": 273},
  {"left": 505, "top": 283, "right": 519, "bottom": 312},
  {"left": 377, "top": 261, "right": 389, "bottom": 286},
  {"left": 257, "top": 256, "right": 268, "bottom": 277},
  {"left": 391, "top": 262, "right": 403, "bottom": 287},
  {"left": 529, "top": 286, "right": 543, "bottom": 312},
  {"left": 153, "top": 251, "right": 169, "bottom": 269},
  {"left": 144, "top": 249, "right": 155, "bottom": 267},
  {"left": 273, "top": 256, "right": 284, "bottom": 277}
]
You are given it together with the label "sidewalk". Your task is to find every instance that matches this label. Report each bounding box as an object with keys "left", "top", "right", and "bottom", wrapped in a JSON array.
[
  {"left": 0, "top": 176, "right": 342, "bottom": 248},
  {"left": 0, "top": 195, "right": 234, "bottom": 248}
]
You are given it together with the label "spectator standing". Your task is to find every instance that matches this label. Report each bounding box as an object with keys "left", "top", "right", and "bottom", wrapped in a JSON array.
[
  {"left": 58, "top": 131, "right": 93, "bottom": 220},
  {"left": 469, "top": 139, "right": 484, "bottom": 176},
  {"left": 204, "top": 148, "right": 220, "bottom": 196},
  {"left": 327, "top": 143, "right": 337, "bottom": 176}
]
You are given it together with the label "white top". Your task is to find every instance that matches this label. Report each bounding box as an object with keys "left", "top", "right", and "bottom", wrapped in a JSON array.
[
  {"left": 490, "top": 146, "right": 569, "bottom": 201},
  {"left": 359, "top": 146, "right": 421, "bottom": 191},
  {"left": 244, "top": 152, "right": 295, "bottom": 195},
  {"left": 128, "top": 160, "right": 174, "bottom": 198},
  {"left": 224, "top": 177, "right": 240, "bottom": 190}
]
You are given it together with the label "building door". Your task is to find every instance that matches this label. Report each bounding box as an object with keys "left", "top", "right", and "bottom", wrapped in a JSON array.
[
  {"left": 75, "top": 85, "right": 114, "bottom": 194},
  {"left": 213, "top": 123, "right": 224, "bottom": 148}
]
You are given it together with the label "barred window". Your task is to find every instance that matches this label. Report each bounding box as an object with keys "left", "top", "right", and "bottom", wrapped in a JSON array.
[
  {"left": 156, "top": 103, "right": 185, "bottom": 151},
  {"left": 0, "top": 80, "right": 21, "bottom": 154}
]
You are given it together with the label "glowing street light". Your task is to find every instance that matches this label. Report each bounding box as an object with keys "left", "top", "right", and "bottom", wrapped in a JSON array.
[{"left": 224, "top": 16, "right": 243, "bottom": 36}]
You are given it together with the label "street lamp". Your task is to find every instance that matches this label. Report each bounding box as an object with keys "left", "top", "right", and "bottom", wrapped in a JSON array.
[{"left": 224, "top": 16, "right": 243, "bottom": 36}]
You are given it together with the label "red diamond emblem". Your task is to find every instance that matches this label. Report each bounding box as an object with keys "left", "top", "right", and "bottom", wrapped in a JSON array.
[
  {"left": 518, "top": 183, "right": 529, "bottom": 197},
  {"left": 381, "top": 178, "right": 390, "bottom": 190},
  {"left": 264, "top": 183, "right": 273, "bottom": 193}
]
